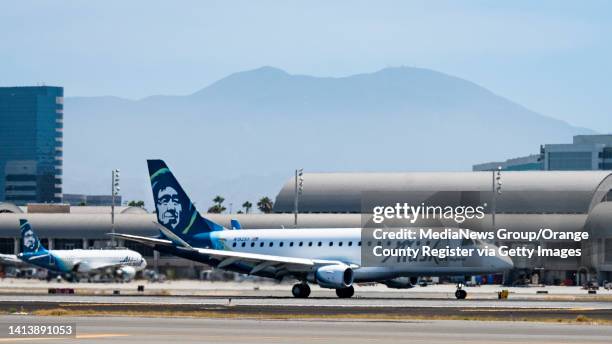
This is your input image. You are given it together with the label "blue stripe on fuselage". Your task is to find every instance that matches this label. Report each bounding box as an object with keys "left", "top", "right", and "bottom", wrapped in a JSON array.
[{"left": 21, "top": 252, "right": 70, "bottom": 273}]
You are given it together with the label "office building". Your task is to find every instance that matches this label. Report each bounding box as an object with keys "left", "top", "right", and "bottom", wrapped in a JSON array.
[
  {"left": 544, "top": 135, "right": 612, "bottom": 170},
  {"left": 0, "top": 86, "right": 63, "bottom": 204},
  {"left": 473, "top": 134, "right": 612, "bottom": 172},
  {"left": 473, "top": 154, "right": 543, "bottom": 171},
  {"left": 63, "top": 194, "right": 122, "bottom": 206}
]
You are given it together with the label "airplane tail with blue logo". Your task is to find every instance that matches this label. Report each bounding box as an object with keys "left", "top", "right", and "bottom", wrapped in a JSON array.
[
  {"left": 20, "top": 219, "right": 48, "bottom": 255},
  {"left": 147, "top": 160, "right": 224, "bottom": 245},
  {"left": 230, "top": 219, "right": 242, "bottom": 230}
]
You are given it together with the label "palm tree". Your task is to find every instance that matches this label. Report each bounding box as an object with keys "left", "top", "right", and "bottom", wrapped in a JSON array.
[
  {"left": 128, "top": 200, "right": 145, "bottom": 208},
  {"left": 242, "top": 201, "right": 253, "bottom": 214},
  {"left": 257, "top": 197, "right": 274, "bottom": 214},
  {"left": 207, "top": 195, "right": 227, "bottom": 213},
  {"left": 213, "top": 195, "right": 225, "bottom": 206}
]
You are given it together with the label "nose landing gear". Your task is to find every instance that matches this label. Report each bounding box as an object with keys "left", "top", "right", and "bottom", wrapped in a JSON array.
[
  {"left": 455, "top": 283, "right": 467, "bottom": 299},
  {"left": 292, "top": 283, "right": 311, "bottom": 298}
]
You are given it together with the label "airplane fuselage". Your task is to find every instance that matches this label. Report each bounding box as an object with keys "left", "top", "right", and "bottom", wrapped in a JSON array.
[
  {"left": 156, "top": 227, "right": 512, "bottom": 282},
  {"left": 19, "top": 249, "right": 146, "bottom": 274}
]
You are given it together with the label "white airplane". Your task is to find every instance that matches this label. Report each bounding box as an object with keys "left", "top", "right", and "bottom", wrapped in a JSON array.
[
  {"left": 0, "top": 219, "right": 147, "bottom": 282},
  {"left": 112, "top": 160, "right": 513, "bottom": 298}
]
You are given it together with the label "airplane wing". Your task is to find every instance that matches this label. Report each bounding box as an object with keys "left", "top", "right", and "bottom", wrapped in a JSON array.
[
  {"left": 109, "top": 233, "right": 173, "bottom": 246},
  {"left": 73, "top": 259, "right": 135, "bottom": 273},
  {"left": 109, "top": 233, "right": 357, "bottom": 277},
  {"left": 0, "top": 253, "right": 22, "bottom": 265}
]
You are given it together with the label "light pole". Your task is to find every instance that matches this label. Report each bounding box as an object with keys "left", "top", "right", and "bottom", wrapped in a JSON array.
[
  {"left": 294, "top": 168, "right": 304, "bottom": 228},
  {"left": 492, "top": 166, "right": 507, "bottom": 284},
  {"left": 491, "top": 166, "right": 502, "bottom": 231},
  {"left": 111, "top": 169, "right": 120, "bottom": 248}
]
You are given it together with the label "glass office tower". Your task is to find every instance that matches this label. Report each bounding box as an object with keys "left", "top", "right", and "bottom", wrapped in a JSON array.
[{"left": 0, "top": 86, "right": 63, "bottom": 204}]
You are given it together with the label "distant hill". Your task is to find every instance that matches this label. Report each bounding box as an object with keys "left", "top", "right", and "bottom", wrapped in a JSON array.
[{"left": 64, "top": 66, "right": 594, "bottom": 209}]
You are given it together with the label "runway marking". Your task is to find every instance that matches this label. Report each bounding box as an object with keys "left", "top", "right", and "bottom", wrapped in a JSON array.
[
  {"left": 198, "top": 334, "right": 382, "bottom": 342},
  {"left": 460, "top": 308, "right": 597, "bottom": 312},
  {"left": 76, "top": 333, "right": 129, "bottom": 338},
  {"left": 0, "top": 334, "right": 128, "bottom": 342}
]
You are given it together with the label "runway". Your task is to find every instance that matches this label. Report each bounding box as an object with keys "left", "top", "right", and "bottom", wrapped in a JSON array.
[
  {"left": 1, "top": 294, "right": 612, "bottom": 323},
  {"left": 1, "top": 315, "right": 611, "bottom": 343},
  {"left": 2, "top": 280, "right": 612, "bottom": 323},
  {"left": 1, "top": 293, "right": 612, "bottom": 309},
  {"left": 2, "top": 281, "right": 612, "bottom": 342}
]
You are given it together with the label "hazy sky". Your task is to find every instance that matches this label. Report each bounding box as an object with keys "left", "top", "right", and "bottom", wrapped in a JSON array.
[{"left": 1, "top": 1, "right": 611, "bottom": 131}]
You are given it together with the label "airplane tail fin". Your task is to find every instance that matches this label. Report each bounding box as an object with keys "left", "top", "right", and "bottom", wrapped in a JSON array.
[
  {"left": 19, "top": 219, "right": 48, "bottom": 255},
  {"left": 147, "top": 160, "right": 224, "bottom": 243},
  {"left": 230, "top": 219, "right": 242, "bottom": 230}
]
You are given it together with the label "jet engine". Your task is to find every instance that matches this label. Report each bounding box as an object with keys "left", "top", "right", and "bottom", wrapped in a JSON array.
[
  {"left": 308, "top": 264, "right": 353, "bottom": 289},
  {"left": 116, "top": 266, "right": 136, "bottom": 282}
]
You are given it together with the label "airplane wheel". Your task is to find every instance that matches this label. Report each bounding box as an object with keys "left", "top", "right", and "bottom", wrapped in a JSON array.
[
  {"left": 336, "top": 286, "right": 354, "bottom": 298},
  {"left": 292, "top": 283, "right": 311, "bottom": 298},
  {"left": 455, "top": 289, "right": 467, "bottom": 299}
]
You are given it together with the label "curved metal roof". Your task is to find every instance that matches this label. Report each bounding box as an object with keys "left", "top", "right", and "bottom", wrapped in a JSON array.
[
  {"left": 120, "top": 206, "right": 149, "bottom": 214},
  {"left": 274, "top": 171, "right": 612, "bottom": 214},
  {"left": 0, "top": 212, "right": 605, "bottom": 239},
  {"left": 0, "top": 203, "right": 24, "bottom": 214},
  {"left": 585, "top": 202, "right": 612, "bottom": 238},
  {"left": 0, "top": 213, "right": 363, "bottom": 239}
]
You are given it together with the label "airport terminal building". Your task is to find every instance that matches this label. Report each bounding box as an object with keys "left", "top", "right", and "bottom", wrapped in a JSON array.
[{"left": 1, "top": 170, "right": 612, "bottom": 285}]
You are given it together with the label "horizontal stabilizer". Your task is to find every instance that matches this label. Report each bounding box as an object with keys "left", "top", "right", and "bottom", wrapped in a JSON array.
[{"left": 107, "top": 233, "right": 173, "bottom": 247}]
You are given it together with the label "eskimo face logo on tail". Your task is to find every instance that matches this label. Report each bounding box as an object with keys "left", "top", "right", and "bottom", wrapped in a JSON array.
[
  {"left": 156, "top": 186, "right": 183, "bottom": 229},
  {"left": 20, "top": 220, "right": 41, "bottom": 253},
  {"left": 23, "top": 229, "right": 37, "bottom": 250},
  {"left": 148, "top": 160, "right": 219, "bottom": 238}
]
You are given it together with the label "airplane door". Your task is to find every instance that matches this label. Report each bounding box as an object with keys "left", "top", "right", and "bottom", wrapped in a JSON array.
[{"left": 49, "top": 254, "right": 55, "bottom": 266}]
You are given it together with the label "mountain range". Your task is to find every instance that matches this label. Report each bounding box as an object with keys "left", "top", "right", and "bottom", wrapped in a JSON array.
[{"left": 63, "top": 66, "right": 594, "bottom": 210}]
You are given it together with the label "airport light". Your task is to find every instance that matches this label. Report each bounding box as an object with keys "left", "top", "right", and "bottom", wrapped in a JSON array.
[
  {"left": 111, "top": 169, "right": 120, "bottom": 247},
  {"left": 294, "top": 168, "right": 304, "bottom": 228},
  {"left": 491, "top": 166, "right": 502, "bottom": 232},
  {"left": 493, "top": 166, "right": 507, "bottom": 285}
]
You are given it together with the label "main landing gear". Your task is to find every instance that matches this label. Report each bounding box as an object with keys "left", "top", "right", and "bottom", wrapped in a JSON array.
[
  {"left": 455, "top": 283, "right": 467, "bottom": 299},
  {"left": 292, "top": 283, "right": 311, "bottom": 298},
  {"left": 335, "top": 286, "right": 354, "bottom": 298},
  {"left": 291, "top": 283, "right": 355, "bottom": 298}
]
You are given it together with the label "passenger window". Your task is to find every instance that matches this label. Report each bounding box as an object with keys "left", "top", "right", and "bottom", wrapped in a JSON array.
[
  {"left": 241, "top": 242, "right": 246, "bottom": 247},
  {"left": 251, "top": 242, "right": 255, "bottom": 247},
  {"left": 339, "top": 242, "right": 343, "bottom": 246},
  {"left": 348, "top": 242, "right": 352, "bottom": 246},
  {"left": 329, "top": 242, "right": 333, "bottom": 246},
  {"left": 359, "top": 241, "right": 362, "bottom": 246},
  {"left": 269, "top": 242, "right": 274, "bottom": 247},
  {"left": 299, "top": 242, "right": 303, "bottom": 247},
  {"left": 317, "top": 242, "right": 322, "bottom": 247},
  {"left": 232, "top": 242, "right": 237, "bottom": 247},
  {"left": 260, "top": 242, "right": 264, "bottom": 247},
  {"left": 280, "top": 242, "right": 284, "bottom": 247},
  {"left": 289, "top": 242, "right": 294, "bottom": 247},
  {"left": 308, "top": 242, "right": 313, "bottom": 247}
]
